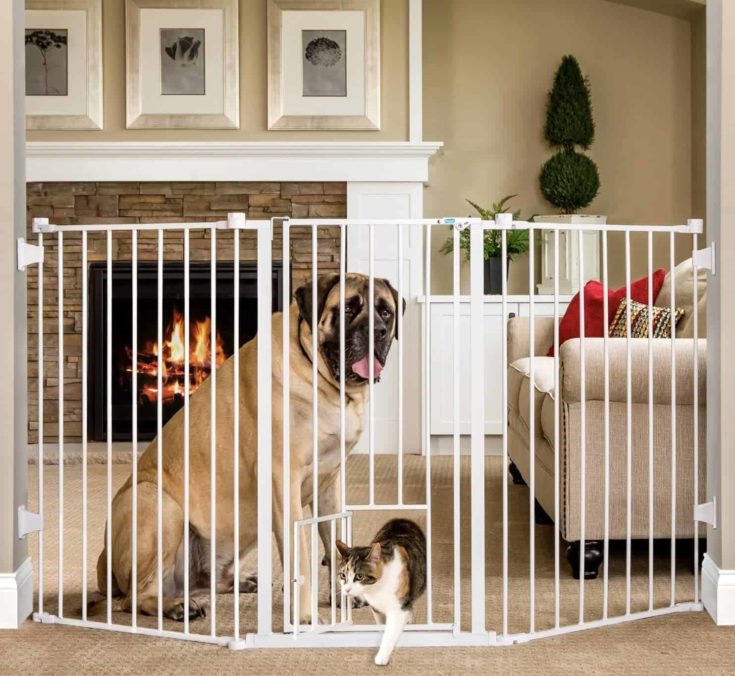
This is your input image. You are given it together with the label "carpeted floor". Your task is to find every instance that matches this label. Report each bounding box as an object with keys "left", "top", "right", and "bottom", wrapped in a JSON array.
[{"left": 3, "top": 455, "right": 734, "bottom": 675}]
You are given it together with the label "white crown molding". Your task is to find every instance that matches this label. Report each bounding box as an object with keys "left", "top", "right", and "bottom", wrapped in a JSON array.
[
  {"left": 26, "top": 141, "right": 444, "bottom": 183},
  {"left": 702, "top": 553, "right": 735, "bottom": 625}
]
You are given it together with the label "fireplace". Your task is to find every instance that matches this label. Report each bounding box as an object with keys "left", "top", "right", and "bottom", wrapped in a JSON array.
[{"left": 88, "top": 261, "right": 284, "bottom": 441}]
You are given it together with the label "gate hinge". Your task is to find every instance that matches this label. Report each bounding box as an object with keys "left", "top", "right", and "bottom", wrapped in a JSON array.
[
  {"left": 17, "top": 505, "right": 43, "bottom": 539},
  {"left": 17, "top": 238, "right": 44, "bottom": 271},
  {"left": 692, "top": 243, "right": 715, "bottom": 275},
  {"left": 694, "top": 496, "right": 717, "bottom": 528}
]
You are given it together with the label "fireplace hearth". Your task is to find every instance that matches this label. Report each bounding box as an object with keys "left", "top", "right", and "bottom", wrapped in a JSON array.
[{"left": 88, "top": 261, "right": 284, "bottom": 441}]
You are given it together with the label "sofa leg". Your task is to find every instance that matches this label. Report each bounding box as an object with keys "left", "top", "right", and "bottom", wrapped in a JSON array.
[
  {"left": 534, "top": 500, "right": 554, "bottom": 525},
  {"left": 508, "top": 462, "right": 526, "bottom": 486},
  {"left": 566, "top": 541, "right": 603, "bottom": 580}
]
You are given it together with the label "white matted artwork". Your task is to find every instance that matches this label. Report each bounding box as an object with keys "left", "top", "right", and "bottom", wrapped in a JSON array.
[
  {"left": 126, "top": 0, "right": 239, "bottom": 129},
  {"left": 25, "top": 0, "right": 103, "bottom": 130},
  {"left": 268, "top": 0, "right": 380, "bottom": 130}
]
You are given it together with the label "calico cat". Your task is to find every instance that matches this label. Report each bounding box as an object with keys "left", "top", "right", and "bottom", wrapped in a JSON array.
[{"left": 336, "top": 519, "right": 426, "bottom": 666}]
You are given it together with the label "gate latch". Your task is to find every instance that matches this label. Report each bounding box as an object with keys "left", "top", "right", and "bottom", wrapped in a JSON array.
[
  {"left": 18, "top": 505, "right": 43, "bottom": 539},
  {"left": 17, "top": 238, "right": 44, "bottom": 272},
  {"left": 694, "top": 496, "right": 717, "bottom": 529},
  {"left": 692, "top": 243, "right": 715, "bottom": 275}
]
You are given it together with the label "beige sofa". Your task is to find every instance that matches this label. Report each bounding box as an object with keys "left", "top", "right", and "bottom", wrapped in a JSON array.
[{"left": 506, "top": 260, "right": 706, "bottom": 578}]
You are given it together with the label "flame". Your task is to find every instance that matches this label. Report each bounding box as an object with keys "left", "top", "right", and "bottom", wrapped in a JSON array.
[{"left": 129, "top": 306, "right": 226, "bottom": 405}]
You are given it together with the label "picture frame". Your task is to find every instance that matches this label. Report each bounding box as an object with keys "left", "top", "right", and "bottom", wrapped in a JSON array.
[
  {"left": 125, "top": 0, "right": 239, "bottom": 129},
  {"left": 267, "top": 0, "right": 380, "bottom": 131},
  {"left": 25, "top": 0, "right": 103, "bottom": 130}
]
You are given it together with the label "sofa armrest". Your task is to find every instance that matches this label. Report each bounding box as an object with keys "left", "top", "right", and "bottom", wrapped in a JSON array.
[
  {"left": 560, "top": 337, "right": 706, "bottom": 405},
  {"left": 507, "top": 316, "right": 556, "bottom": 364}
]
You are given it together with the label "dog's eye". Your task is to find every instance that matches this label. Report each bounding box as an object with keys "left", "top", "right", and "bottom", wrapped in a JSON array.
[{"left": 380, "top": 309, "right": 392, "bottom": 319}]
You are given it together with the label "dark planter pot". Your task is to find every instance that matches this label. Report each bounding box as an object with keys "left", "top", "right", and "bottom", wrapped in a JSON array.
[{"left": 484, "top": 256, "right": 510, "bottom": 294}]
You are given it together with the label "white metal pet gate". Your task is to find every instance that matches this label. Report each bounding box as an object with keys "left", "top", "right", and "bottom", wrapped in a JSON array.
[{"left": 22, "top": 213, "right": 709, "bottom": 649}]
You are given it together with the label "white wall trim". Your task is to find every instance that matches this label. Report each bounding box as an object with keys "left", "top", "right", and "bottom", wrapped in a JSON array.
[
  {"left": 702, "top": 553, "right": 735, "bottom": 625},
  {"left": 0, "top": 557, "right": 33, "bottom": 629},
  {"left": 408, "top": 0, "right": 423, "bottom": 143},
  {"left": 26, "top": 141, "right": 443, "bottom": 183}
]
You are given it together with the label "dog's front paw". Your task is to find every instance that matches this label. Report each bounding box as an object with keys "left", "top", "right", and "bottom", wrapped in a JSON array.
[
  {"left": 374, "top": 652, "right": 390, "bottom": 666},
  {"left": 167, "top": 599, "right": 207, "bottom": 622}
]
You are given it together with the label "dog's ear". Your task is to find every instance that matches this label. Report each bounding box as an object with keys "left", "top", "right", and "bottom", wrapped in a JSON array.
[
  {"left": 336, "top": 539, "right": 350, "bottom": 558},
  {"left": 294, "top": 273, "right": 340, "bottom": 330},
  {"left": 379, "top": 278, "right": 407, "bottom": 340}
]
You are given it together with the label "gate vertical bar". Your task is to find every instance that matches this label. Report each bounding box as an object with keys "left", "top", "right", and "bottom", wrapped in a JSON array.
[
  {"left": 602, "top": 231, "right": 610, "bottom": 619},
  {"left": 368, "top": 224, "right": 375, "bottom": 506},
  {"left": 282, "top": 218, "right": 291, "bottom": 631},
  {"left": 131, "top": 227, "right": 138, "bottom": 629},
  {"left": 183, "top": 229, "right": 191, "bottom": 635},
  {"left": 423, "top": 223, "right": 433, "bottom": 623},
  {"left": 232, "top": 225, "right": 241, "bottom": 641},
  {"left": 501, "top": 224, "right": 509, "bottom": 637},
  {"left": 692, "top": 229, "right": 700, "bottom": 604},
  {"left": 528, "top": 225, "right": 536, "bottom": 633},
  {"left": 156, "top": 228, "right": 164, "bottom": 632},
  {"left": 81, "top": 231, "right": 88, "bottom": 621},
  {"left": 311, "top": 225, "right": 319, "bottom": 629},
  {"left": 37, "top": 230, "right": 44, "bottom": 617},
  {"left": 647, "top": 232, "right": 654, "bottom": 611},
  {"left": 257, "top": 218, "right": 273, "bottom": 635},
  {"left": 106, "top": 229, "right": 113, "bottom": 625},
  {"left": 452, "top": 224, "right": 460, "bottom": 631},
  {"left": 210, "top": 225, "right": 217, "bottom": 636},
  {"left": 578, "top": 231, "right": 587, "bottom": 623},
  {"left": 57, "top": 231, "right": 64, "bottom": 618},
  {"left": 669, "top": 232, "right": 677, "bottom": 606},
  {"left": 553, "top": 229, "right": 561, "bottom": 628},
  {"left": 625, "top": 231, "right": 632, "bottom": 615},
  {"left": 469, "top": 221, "right": 485, "bottom": 634},
  {"left": 397, "top": 225, "right": 404, "bottom": 505},
  {"left": 338, "top": 223, "right": 347, "bottom": 622}
]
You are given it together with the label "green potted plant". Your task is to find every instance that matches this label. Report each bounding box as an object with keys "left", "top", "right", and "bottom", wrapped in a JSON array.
[
  {"left": 440, "top": 195, "right": 534, "bottom": 294},
  {"left": 537, "top": 54, "right": 604, "bottom": 294}
]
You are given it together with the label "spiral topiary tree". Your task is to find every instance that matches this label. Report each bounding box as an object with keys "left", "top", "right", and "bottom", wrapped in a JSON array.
[{"left": 539, "top": 55, "right": 600, "bottom": 214}]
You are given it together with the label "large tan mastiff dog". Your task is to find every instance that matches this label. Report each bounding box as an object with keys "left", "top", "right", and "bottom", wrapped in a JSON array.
[{"left": 94, "top": 272, "right": 403, "bottom": 623}]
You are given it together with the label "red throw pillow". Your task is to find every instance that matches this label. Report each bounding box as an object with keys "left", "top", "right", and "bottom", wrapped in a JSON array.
[{"left": 547, "top": 270, "right": 666, "bottom": 356}]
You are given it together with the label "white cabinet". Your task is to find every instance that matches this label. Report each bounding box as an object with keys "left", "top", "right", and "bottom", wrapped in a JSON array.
[{"left": 425, "top": 296, "right": 571, "bottom": 438}]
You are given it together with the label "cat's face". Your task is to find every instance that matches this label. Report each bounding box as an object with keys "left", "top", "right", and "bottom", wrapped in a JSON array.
[{"left": 335, "top": 540, "right": 383, "bottom": 599}]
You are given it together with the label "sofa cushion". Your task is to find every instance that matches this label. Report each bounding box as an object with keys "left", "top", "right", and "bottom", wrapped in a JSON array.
[
  {"left": 511, "top": 357, "right": 556, "bottom": 436},
  {"left": 655, "top": 257, "right": 706, "bottom": 338}
]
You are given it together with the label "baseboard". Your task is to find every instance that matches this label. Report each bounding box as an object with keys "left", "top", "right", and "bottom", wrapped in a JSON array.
[
  {"left": 702, "top": 553, "right": 735, "bottom": 625},
  {"left": 0, "top": 558, "right": 33, "bottom": 629}
]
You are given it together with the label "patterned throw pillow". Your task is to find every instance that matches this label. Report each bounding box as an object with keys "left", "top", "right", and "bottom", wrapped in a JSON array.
[{"left": 609, "top": 297, "right": 684, "bottom": 338}]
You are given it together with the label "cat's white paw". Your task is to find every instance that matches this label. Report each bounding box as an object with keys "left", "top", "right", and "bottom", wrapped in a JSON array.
[{"left": 374, "top": 652, "right": 390, "bottom": 666}]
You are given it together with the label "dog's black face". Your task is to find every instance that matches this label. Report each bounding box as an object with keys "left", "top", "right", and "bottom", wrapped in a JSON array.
[{"left": 294, "top": 273, "right": 405, "bottom": 385}]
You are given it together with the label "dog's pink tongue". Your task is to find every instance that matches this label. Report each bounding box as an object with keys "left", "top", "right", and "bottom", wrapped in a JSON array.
[{"left": 352, "top": 355, "right": 383, "bottom": 380}]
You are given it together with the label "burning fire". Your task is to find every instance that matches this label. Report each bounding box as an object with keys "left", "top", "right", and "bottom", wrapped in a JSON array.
[{"left": 127, "top": 307, "right": 226, "bottom": 405}]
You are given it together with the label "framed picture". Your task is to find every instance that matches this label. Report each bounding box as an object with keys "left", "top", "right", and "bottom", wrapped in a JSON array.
[
  {"left": 267, "top": 0, "right": 380, "bottom": 130},
  {"left": 25, "top": 0, "right": 103, "bottom": 130},
  {"left": 125, "top": 0, "right": 239, "bottom": 129}
]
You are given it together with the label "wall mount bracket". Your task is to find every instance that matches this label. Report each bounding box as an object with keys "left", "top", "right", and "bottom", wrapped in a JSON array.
[
  {"left": 18, "top": 505, "right": 43, "bottom": 539},
  {"left": 694, "top": 496, "right": 717, "bottom": 529},
  {"left": 17, "top": 238, "right": 44, "bottom": 271},
  {"left": 692, "top": 242, "right": 716, "bottom": 275}
]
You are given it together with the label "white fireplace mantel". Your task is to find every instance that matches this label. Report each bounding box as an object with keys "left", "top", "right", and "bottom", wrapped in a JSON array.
[{"left": 25, "top": 141, "right": 443, "bottom": 184}]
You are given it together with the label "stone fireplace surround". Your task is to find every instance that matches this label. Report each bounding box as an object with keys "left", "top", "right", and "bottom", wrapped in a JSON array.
[{"left": 26, "top": 180, "right": 346, "bottom": 444}]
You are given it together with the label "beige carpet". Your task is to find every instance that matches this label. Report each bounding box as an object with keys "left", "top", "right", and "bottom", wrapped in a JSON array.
[{"left": 2, "top": 455, "right": 734, "bottom": 674}]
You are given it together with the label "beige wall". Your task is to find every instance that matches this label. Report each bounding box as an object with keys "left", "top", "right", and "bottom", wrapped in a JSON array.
[
  {"left": 1, "top": 0, "right": 28, "bottom": 575},
  {"left": 27, "top": 0, "right": 408, "bottom": 141},
  {"left": 424, "top": 0, "right": 696, "bottom": 293}
]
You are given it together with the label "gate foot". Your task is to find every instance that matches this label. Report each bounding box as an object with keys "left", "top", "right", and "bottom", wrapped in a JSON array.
[
  {"left": 227, "top": 638, "right": 247, "bottom": 651},
  {"left": 566, "top": 540, "right": 603, "bottom": 580}
]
